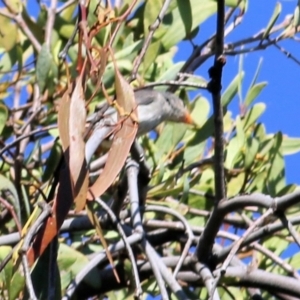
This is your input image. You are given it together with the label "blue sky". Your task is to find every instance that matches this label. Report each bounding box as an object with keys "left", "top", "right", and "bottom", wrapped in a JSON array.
[{"left": 174, "top": 0, "right": 300, "bottom": 186}]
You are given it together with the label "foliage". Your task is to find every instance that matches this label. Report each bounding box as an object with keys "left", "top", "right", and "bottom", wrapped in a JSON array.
[{"left": 0, "top": 0, "right": 299, "bottom": 299}]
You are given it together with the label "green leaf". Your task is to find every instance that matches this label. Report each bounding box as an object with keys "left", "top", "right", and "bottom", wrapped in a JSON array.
[
  {"left": 243, "top": 103, "right": 266, "bottom": 131},
  {"left": 0, "top": 246, "right": 13, "bottom": 296},
  {"left": 0, "top": 104, "right": 8, "bottom": 135},
  {"left": 262, "top": 2, "right": 282, "bottom": 40},
  {"left": 9, "top": 271, "right": 24, "bottom": 300},
  {"left": 294, "top": 2, "right": 300, "bottom": 27},
  {"left": 225, "top": 136, "right": 243, "bottom": 169},
  {"left": 176, "top": 0, "right": 193, "bottom": 37},
  {"left": 29, "top": 242, "right": 61, "bottom": 300},
  {"left": 180, "top": 174, "right": 190, "bottom": 204},
  {"left": 266, "top": 132, "right": 285, "bottom": 196},
  {"left": 227, "top": 172, "right": 246, "bottom": 197},
  {"left": 188, "top": 96, "right": 210, "bottom": 129},
  {"left": 143, "top": 40, "right": 161, "bottom": 73},
  {"left": 222, "top": 72, "right": 244, "bottom": 106},
  {"left": 0, "top": 174, "right": 20, "bottom": 222},
  {"left": 0, "top": 14, "right": 18, "bottom": 51},
  {"left": 114, "top": 40, "right": 143, "bottom": 60},
  {"left": 157, "top": 62, "right": 185, "bottom": 83},
  {"left": 244, "top": 137, "right": 259, "bottom": 169},
  {"left": 36, "top": 43, "right": 52, "bottom": 93},
  {"left": 57, "top": 243, "right": 101, "bottom": 290},
  {"left": 249, "top": 58, "right": 263, "bottom": 90},
  {"left": 281, "top": 136, "right": 300, "bottom": 155},
  {"left": 144, "top": 0, "right": 163, "bottom": 36},
  {"left": 244, "top": 82, "right": 267, "bottom": 107},
  {"left": 246, "top": 171, "right": 267, "bottom": 193},
  {"left": 263, "top": 236, "right": 288, "bottom": 257},
  {"left": 42, "top": 141, "right": 62, "bottom": 182},
  {"left": 155, "top": 122, "right": 187, "bottom": 162},
  {"left": 188, "top": 74, "right": 243, "bottom": 147},
  {"left": 183, "top": 141, "right": 206, "bottom": 166},
  {"left": 160, "top": 0, "right": 217, "bottom": 49}
]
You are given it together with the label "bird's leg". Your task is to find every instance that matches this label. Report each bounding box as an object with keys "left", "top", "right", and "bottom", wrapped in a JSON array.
[{"left": 111, "top": 100, "right": 139, "bottom": 124}]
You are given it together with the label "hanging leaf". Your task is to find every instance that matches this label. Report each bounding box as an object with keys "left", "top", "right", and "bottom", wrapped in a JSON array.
[
  {"left": 0, "top": 14, "right": 18, "bottom": 51},
  {"left": 244, "top": 137, "right": 259, "bottom": 169},
  {"left": 244, "top": 82, "right": 267, "bottom": 107},
  {"left": 176, "top": 0, "right": 193, "bottom": 37},
  {"left": 0, "top": 104, "right": 8, "bottom": 135},
  {"left": 0, "top": 174, "right": 20, "bottom": 222},
  {"left": 243, "top": 103, "right": 266, "bottom": 131},
  {"left": 69, "top": 77, "right": 89, "bottom": 212},
  {"left": 36, "top": 43, "right": 52, "bottom": 93},
  {"left": 87, "top": 55, "right": 138, "bottom": 200}
]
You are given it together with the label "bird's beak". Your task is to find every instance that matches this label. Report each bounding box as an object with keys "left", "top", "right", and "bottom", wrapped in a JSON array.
[{"left": 183, "top": 112, "right": 199, "bottom": 128}]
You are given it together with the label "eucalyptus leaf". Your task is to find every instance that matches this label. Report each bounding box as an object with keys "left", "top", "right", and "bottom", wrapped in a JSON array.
[
  {"left": 36, "top": 43, "right": 53, "bottom": 93},
  {"left": 262, "top": 2, "right": 282, "bottom": 40},
  {"left": 0, "top": 174, "right": 20, "bottom": 222}
]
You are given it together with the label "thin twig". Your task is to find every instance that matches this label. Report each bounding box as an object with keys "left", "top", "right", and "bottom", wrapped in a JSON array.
[
  {"left": 0, "top": 125, "right": 57, "bottom": 157},
  {"left": 56, "top": 0, "right": 77, "bottom": 14},
  {"left": 63, "top": 233, "right": 143, "bottom": 299},
  {"left": 194, "top": 262, "right": 220, "bottom": 300},
  {"left": 140, "top": 80, "right": 208, "bottom": 90},
  {"left": 277, "top": 212, "right": 300, "bottom": 249},
  {"left": 21, "top": 252, "right": 38, "bottom": 300},
  {"left": 131, "top": 0, "right": 172, "bottom": 80},
  {"left": 95, "top": 197, "right": 143, "bottom": 299},
  {"left": 0, "top": 197, "right": 22, "bottom": 234},
  {"left": 45, "top": 0, "right": 58, "bottom": 48},
  {"left": 145, "top": 205, "right": 194, "bottom": 279},
  {"left": 19, "top": 201, "right": 52, "bottom": 300},
  {"left": 126, "top": 160, "right": 167, "bottom": 299}
]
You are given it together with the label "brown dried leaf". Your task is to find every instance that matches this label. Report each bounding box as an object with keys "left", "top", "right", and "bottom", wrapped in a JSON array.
[
  {"left": 27, "top": 163, "right": 73, "bottom": 266},
  {"left": 86, "top": 202, "right": 120, "bottom": 282},
  {"left": 69, "top": 77, "right": 89, "bottom": 212},
  {"left": 87, "top": 56, "right": 138, "bottom": 200},
  {"left": 58, "top": 88, "right": 71, "bottom": 153}
]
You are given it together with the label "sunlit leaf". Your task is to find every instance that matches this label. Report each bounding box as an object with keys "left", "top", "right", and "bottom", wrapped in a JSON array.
[
  {"left": 161, "top": 0, "right": 217, "bottom": 48},
  {"left": 243, "top": 103, "right": 266, "bottom": 131},
  {"left": 244, "top": 82, "right": 267, "bottom": 107},
  {"left": 176, "top": 0, "right": 193, "bottom": 37},
  {"left": 69, "top": 77, "right": 89, "bottom": 211},
  {"left": 222, "top": 72, "right": 244, "bottom": 106},
  {"left": 0, "top": 14, "right": 18, "bottom": 51},
  {"left": 0, "top": 104, "right": 8, "bottom": 135},
  {"left": 143, "top": 0, "right": 163, "bottom": 36},
  {"left": 262, "top": 2, "right": 282, "bottom": 40},
  {"left": 266, "top": 132, "right": 285, "bottom": 196},
  {"left": 87, "top": 57, "right": 138, "bottom": 200},
  {"left": 227, "top": 172, "right": 246, "bottom": 197},
  {"left": 36, "top": 43, "right": 52, "bottom": 93},
  {"left": 0, "top": 246, "right": 13, "bottom": 295},
  {"left": 281, "top": 136, "right": 300, "bottom": 155},
  {"left": 143, "top": 40, "right": 161, "bottom": 73},
  {"left": 57, "top": 243, "right": 101, "bottom": 290},
  {"left": 244, "top": 137, "right": 259, "bottom": 169}
]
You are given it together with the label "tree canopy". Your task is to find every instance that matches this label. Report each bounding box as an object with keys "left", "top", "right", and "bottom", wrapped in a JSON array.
[{"left": 0, "top": 0, "right": 300, "bottom": 299}]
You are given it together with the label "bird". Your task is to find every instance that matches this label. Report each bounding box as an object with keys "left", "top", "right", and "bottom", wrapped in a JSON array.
[{"left": 85, "top": 89, "right": 195, "bottom": 163}]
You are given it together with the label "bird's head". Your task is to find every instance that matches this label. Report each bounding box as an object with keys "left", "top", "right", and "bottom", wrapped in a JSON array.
[{"left": 161, "top": 91, "right": 197, "bottom": 126}]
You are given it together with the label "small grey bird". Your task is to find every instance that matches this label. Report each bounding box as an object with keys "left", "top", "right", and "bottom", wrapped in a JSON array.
[{"left": 85, "top": 90, "right": 195, "bottom": 163}]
